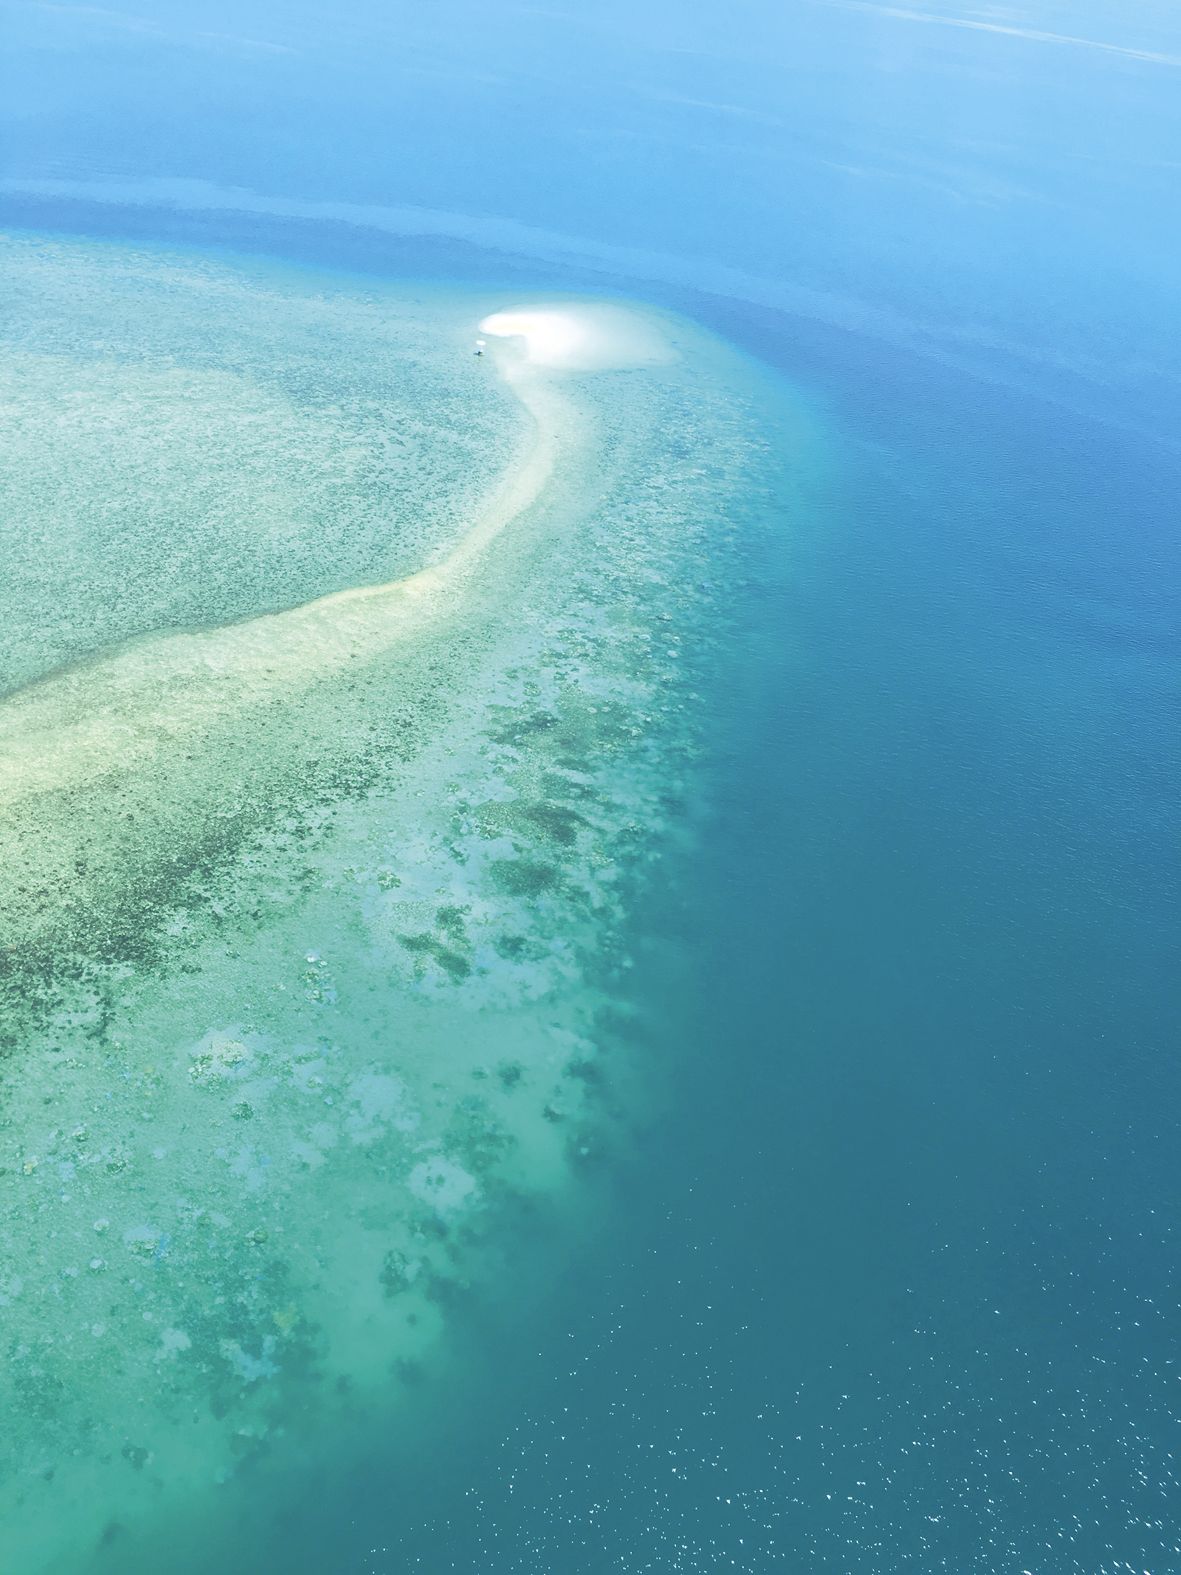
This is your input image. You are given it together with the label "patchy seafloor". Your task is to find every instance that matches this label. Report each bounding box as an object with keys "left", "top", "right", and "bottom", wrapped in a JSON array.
[{"left": 0, "top": 233, "right": 808, "bottom": 1570}]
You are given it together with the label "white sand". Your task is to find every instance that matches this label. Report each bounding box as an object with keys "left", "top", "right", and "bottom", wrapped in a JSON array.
[{"left": 479, "top": 303, "right": 676, "bottom": 371}]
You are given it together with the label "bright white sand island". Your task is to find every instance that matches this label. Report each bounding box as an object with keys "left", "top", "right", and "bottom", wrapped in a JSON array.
[{"left": 479, "top": 302, "right": 676, "bottom": 371}]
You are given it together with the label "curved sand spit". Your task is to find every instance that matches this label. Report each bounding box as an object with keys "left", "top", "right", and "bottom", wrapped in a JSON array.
[{"left": 0, "top": 305, "right": 670, "bottom": 813}]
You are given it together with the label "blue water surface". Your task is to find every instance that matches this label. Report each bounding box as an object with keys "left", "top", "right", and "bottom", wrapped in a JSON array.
[{"left": 3, "top": 2, "right": 1179, "bottom": 1570}]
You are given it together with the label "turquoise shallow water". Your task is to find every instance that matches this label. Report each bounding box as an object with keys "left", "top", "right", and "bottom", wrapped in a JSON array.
[{"left": 0, "top": 224, "right": 825, "bottom": 1570}]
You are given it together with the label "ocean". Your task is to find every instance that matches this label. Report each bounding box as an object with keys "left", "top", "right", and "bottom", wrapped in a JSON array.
[{"left": 1, "top": 3, "right": 1179, "bottom": 1571}]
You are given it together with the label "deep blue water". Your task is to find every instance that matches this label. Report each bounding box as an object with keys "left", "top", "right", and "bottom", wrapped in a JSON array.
[{"left": 3, "top": 2, "right": 1180, "bottom": 1569}]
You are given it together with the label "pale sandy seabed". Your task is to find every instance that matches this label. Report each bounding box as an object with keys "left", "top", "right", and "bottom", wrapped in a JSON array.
[{"left": 0, "top": 233, "right": 817, "bottom": 1571}]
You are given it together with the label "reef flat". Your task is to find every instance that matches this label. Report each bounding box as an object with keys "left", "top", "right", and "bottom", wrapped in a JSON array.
[
  {"left": 0, "top": 235, "right": 526, "bottom": 696},
  {"left": 0, "top": 234, "right": 807, "bottom": 1570}
]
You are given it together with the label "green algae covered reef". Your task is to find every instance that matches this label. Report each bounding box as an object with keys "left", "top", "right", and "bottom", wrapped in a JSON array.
[{"left": 0, "top": 233, "right": 808, "bottom": 1569}]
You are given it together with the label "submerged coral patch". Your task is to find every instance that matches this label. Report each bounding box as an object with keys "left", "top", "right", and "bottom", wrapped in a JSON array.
[{"left": 0, "top": 230, "right": 804, "bottom": 1570}]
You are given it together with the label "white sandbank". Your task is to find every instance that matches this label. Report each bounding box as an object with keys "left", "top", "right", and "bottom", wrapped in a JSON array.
[{"left": 479, "top": 303, "right": 676, "bottom": 371}]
